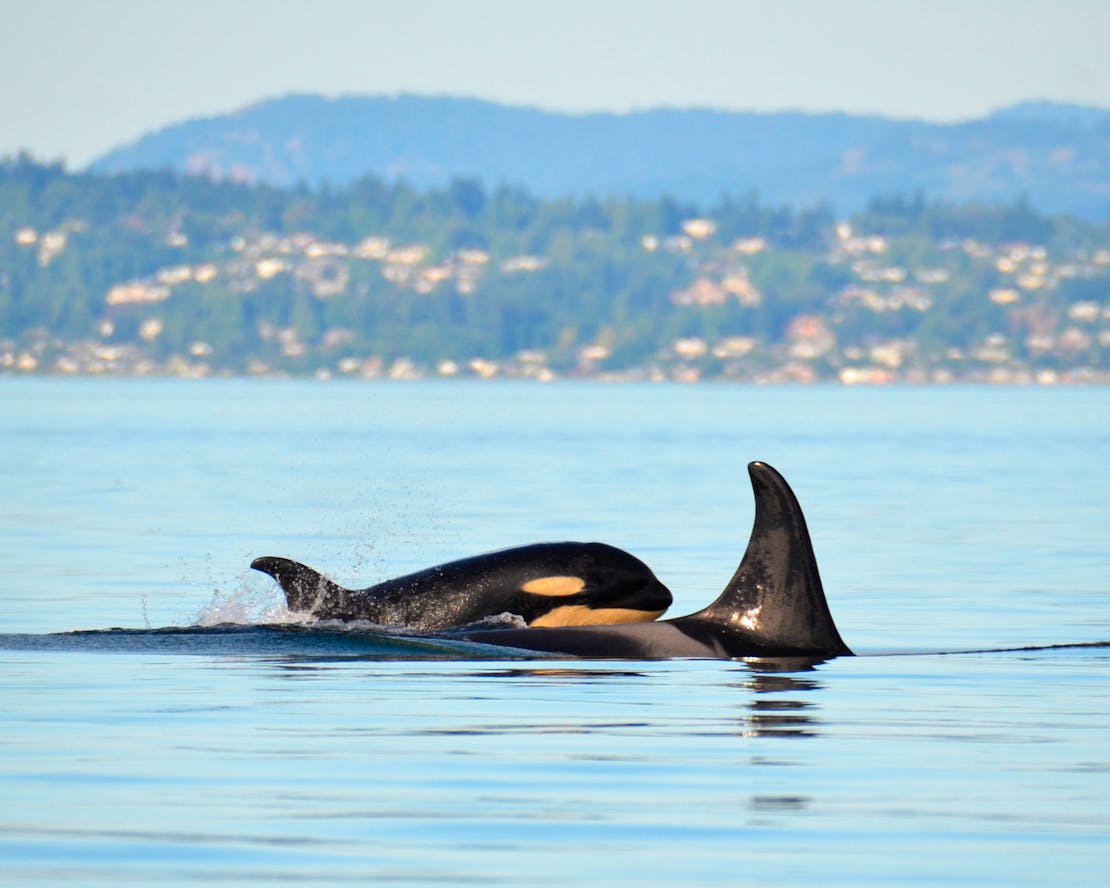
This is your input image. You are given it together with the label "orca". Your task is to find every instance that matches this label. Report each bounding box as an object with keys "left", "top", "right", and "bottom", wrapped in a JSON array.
[
  {"left": 251, "top": 541, "right": 673, "bottom": 631},
  {"left": 452, "top": 462, "right": 852, "bottom": 658}
]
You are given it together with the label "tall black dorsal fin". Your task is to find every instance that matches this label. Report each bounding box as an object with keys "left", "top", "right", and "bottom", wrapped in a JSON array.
[
  {"left": 250, "top": 556, "right": 348, "bottom": 614},
  {"left": 692, "top": 462, "right": 851, "bottom": 655}
]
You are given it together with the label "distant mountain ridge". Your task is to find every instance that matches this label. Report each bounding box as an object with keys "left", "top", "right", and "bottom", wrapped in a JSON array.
[{"left": 90, "top": 94, "right": 1110, "bottom": 218}]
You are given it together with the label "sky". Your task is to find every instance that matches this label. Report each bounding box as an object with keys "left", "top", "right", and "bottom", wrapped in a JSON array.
[{"left": 3, "top": 0, "right": 1110, "bottom": 168}]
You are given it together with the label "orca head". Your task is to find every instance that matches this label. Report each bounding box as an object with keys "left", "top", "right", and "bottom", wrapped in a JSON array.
[{"left": 518, "top": 542, "right": 673, "bottom": 627}]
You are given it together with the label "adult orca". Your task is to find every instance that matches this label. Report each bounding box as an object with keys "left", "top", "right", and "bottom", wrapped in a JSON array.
[
  {"left": 250, "top": 542, "right": 673, "bottom": 631},
  {"left": 452, "top": 461, "right": 853, "bottom": 658}
]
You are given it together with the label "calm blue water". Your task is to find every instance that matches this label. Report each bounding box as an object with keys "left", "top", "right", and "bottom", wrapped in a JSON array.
[{"left": 1, "top": 380, "right": 1108, "bottom": 885}]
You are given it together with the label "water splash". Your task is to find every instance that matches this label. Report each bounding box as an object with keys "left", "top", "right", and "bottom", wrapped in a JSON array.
[
  {"left": 462, "top": 611, "right": 529, "bottom": 630},
  {"left": 195, "top": 574, "right": 314, "bottom": 627}
]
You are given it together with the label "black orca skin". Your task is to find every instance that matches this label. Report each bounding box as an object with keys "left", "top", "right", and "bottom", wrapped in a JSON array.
[
  {"left": 251, "top": 542, "right": 673, "bottom": 632},
  {"left": 454, "top": 462, "right": 853, "bottom": 659}
]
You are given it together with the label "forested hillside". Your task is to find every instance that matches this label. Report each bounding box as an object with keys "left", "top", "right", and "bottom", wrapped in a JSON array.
[{"left": 3, "top": 157, "right": 1109, "bottom": 382}]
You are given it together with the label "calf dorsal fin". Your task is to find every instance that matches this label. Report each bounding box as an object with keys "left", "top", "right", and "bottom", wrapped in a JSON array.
[{"left": 250, "top": 556, "right": 347, "bottom": 614}]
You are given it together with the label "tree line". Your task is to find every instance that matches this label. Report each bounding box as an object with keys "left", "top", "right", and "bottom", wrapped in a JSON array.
[{"left": 1, "top": 155, "right": 1107, "bottom": 376}]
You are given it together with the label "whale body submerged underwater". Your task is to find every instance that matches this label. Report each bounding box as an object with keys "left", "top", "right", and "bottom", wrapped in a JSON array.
[{"left": 252, "top": 461, "right": 853, "bottom": 659}]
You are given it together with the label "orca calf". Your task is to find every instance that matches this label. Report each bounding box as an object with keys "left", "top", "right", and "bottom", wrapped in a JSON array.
[
  {"left": 251, "top": 542, "right": 673, "bottom": 631},
  {"left": 453, "top": 462, "right": 852, "bottom": 658}
]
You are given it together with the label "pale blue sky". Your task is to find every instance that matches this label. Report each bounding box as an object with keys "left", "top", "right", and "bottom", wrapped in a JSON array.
[{"left": 4, "top": 0, "right": 1109, "bottom": 167}]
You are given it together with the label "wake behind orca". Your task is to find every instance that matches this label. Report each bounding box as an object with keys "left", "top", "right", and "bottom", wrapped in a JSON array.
[{"left": 3, "top": 627, "right": 1100, "bottom": 663}]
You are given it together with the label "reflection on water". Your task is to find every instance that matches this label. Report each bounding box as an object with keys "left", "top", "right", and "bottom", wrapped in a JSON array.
[
  {"left": 460, "top": 668, "right": 650, "bottom": 682},
  {"left": 745, "top": 699, "right": 819, "bottom": 739},
  {"left": 734, "top": 669, "right": 823, "bottom": 739},
  {"left": 745, "top": 656, "right": 830, "bottom": 673},
  {"left": 749, "top": 795, "right": 810, "bottom": 811}
]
